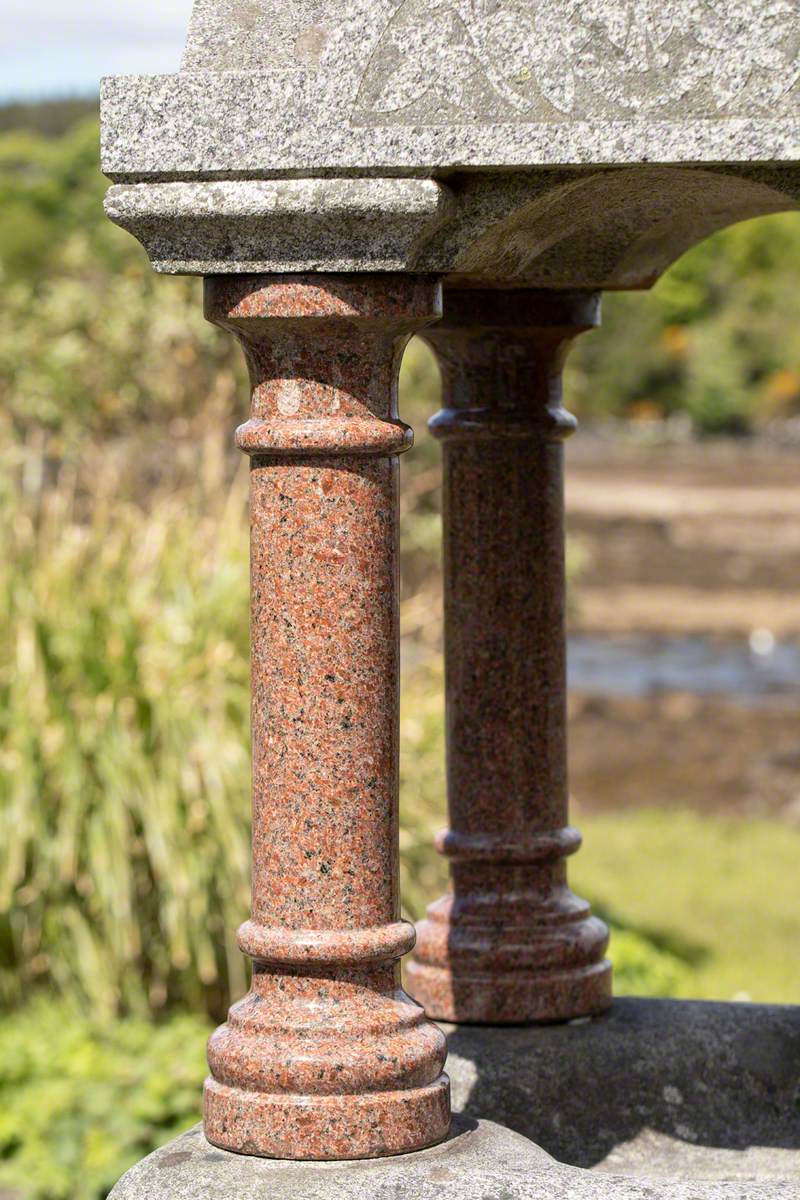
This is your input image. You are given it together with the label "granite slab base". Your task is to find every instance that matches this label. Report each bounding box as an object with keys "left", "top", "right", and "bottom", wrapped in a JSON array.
[
  {"left": 109, "top": 1113, "right": 797, "bottom": 1200},
  {"left": 110, "top": 998, "right": 800, "bottom": 1200},
  {"left": 444, "top": 997, "right": 800, "bottom": 1186}
]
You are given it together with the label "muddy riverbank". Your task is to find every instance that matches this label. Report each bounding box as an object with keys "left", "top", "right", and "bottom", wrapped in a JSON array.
[{"left": 566, "top": 431, "right": 800, "bottom": 820}]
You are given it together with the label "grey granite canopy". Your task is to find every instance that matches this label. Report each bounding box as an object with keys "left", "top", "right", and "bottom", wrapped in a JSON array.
[{"left": 102, "top": 1, "right": 800, "bottom": 286}]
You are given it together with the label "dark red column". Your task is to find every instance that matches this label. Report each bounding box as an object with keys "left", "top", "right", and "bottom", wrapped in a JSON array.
[
  {"left": 407, "top": 289, "right": 612, "bottom": 1024},
  {"left": 203, "top": 275, "right": 450, "bottom": 1159}
]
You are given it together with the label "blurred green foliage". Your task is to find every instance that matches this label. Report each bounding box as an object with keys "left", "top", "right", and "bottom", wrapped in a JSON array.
[
  {"left": 575, "top": 809, "right": 800, "bottom": 1007},
  {"left": 0, "top": 1001, "right": 208, "bottom": 1200},
  {"left": 0, "top": 98, "right": 97, "bottom": 137},
  {"left": 568, "top": 214, "right": 800, "bottom": 433}
]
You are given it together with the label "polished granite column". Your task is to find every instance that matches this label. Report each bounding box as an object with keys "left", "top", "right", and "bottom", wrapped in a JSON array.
[
  {"left": 408, "top": 289, "right": 612, "bottom": 1025},
  {"left": 202, "top": 275, "right": 450, "bottom": 1159}
]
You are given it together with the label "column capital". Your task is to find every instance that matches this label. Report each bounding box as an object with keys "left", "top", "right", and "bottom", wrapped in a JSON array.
[
  {"left": 424, "top": 289, "right": 599, "bottom": 444},
  {"left": 205, "top": 274, "right": 441, "bottom": 458}
]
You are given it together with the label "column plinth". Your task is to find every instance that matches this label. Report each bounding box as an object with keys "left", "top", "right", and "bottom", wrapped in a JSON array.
[
  {"left": 203, "top": 275, "right": 450, "bottom": 1160},
  {"left": 406, "top": 289, "right": 613, "bottom": 1026}
]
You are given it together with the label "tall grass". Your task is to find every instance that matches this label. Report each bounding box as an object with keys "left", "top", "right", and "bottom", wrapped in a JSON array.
[
  {"left": 0, "top": 318, "right": 452, "bottom": 1020},
  {"left": 0, "top": 431, "right": 253, "bottom": 1017}
]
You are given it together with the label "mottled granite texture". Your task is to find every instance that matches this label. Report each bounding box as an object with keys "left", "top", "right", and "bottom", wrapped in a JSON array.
[
  {"left": 104, "top": 179, "right": 455, "bottom": 276},
  {"left": 202, "top": 275, "right": 450, "bottom": 1159},
  {"left": 180, "top": 0, "right": 799, "bottom": 124},
  {"left": 445, "top": 998, "right": 800, "bottom": 1183},
  {"left": 101, "top": 2, "right": 800, "bottom": 283},
  {"left": 103, "top": 0, "right": 800, "bottom": 175},
  {"left": 108, "top": 995, "right": 800, "bottom": 1197},
  {"left": 406, "top": 290, "right": 611, "bottom": 1024},
  {"left": 104, "top": 166, "right": 800, "bottom": 286}
]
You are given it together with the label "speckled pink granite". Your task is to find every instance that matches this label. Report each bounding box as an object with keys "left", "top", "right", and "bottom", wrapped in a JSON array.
[
  {"left": 407, "top": 290, "right": 613, "bottom": 1025},
  {"left": 203, "top": 275, "right": 450, "bottom": 1159}
]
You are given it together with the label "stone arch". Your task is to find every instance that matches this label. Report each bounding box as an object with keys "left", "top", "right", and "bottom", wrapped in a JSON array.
[{"left": 421, "top": 166, "right": 800, "bottom": 289}]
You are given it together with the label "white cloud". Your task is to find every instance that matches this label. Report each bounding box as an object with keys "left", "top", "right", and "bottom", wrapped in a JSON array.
[
  {"left": 4, "top": 0, "right": 194, "bottom": 33},
  {"left": 0, "top": 0, "right": 196, "bottom": 99}
]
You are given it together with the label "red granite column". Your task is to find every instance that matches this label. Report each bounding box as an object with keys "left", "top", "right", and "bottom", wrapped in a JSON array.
[
  {"left": 202, "top": 275, "right": 450, "bottom": 1159},
  {"left": 407, "top": 289, "right": 613, "bottom": 1025}
]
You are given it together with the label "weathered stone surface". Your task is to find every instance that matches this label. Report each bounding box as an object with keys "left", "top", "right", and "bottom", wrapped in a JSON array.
[
  {"left": 444, "top": 997, "right": 800, "bottom": 1183},
  {"left": 103, "top": 1, "right": 800, "bottom": 176},
  {"left": 107, "top": 1119, "right": 550, "bottom": 1200},
  {"left": 180, "top": 0, "right": 799, "bottom": 123},
  {"left": 108, "top": 1109, "right": 799, "bottom": 1200},
  {"left": 103, "top": 165, "right": 800, "bottom": 285},
  {"left": 104, "top": 179, "right": 455, "bottom": 275},
  {"left": 202, "top": 275, "right": 450, "bottom": 1160},
  {"left": 427, "top": 165, "right": 800, "bottom": 290},
  {"left": 407, "top": 290, "right": 612, "bottom": 1023}
]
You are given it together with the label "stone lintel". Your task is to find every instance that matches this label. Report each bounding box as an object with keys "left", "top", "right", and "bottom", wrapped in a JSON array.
[
  {"left": 104, "top": 167, "right": 800, "bottom": 287},
  {"left": 101, "top": 1, "right": 800, "bottom": 284},
  {"left": 101, "top": 0, "right": 800, "bottom": 180},
  {"left": 100, "top": 72, "right": 800, "bottom": 180}
]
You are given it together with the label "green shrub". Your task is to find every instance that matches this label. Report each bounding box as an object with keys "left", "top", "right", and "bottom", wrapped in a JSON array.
[
  {"left": 603, "top": 928, "right": 692, "bottom": 998},
  {"left": 568, "top": 211, "right": 800, "bottom": 433},
  {"left": 0, "top": 1002, "right": 209, "bottom": 1200}
]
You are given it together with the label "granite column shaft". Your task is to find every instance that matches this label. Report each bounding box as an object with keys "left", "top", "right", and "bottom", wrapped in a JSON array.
[
  {"left": 203, "top": 275, "right": 450, "bottom": 1159},
  {"left": 407, "top": 289, "right": 613, "bottom": 1024}
]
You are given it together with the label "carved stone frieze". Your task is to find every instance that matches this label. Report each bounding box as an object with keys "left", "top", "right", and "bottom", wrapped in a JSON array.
[{"left": 355, "top": 0, "right": 800, "bottom": 125}]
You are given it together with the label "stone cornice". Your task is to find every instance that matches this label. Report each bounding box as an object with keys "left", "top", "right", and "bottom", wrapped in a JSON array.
[
  {"left": 104, "top": 166, "right": 799, "bottom": 288},
  {"left": 104, "top": 178, "right": 455, "bottom": 274}
]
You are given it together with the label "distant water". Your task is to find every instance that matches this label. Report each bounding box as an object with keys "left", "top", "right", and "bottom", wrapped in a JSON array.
[{"left": 568, "top": 636, "right": 800, "bottom": 703}]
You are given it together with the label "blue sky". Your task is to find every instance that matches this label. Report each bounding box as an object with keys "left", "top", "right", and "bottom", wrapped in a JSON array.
[{"left": 1, "top": 0, "right": 195, "bottom": 101}]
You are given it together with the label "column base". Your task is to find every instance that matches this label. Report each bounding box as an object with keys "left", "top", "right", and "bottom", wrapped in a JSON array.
[
  {"left": 405, "top": 959, "right": 612, "bottom": 1025},
  {"left": 407, "top": 891, "right": 612, "bottom": 1025},
  {"left": 204, "top": 950, "right": 451, "bottom": 1160},
  {"left": 204, "top": 1075, "right": 451, "bottom": 1161}
]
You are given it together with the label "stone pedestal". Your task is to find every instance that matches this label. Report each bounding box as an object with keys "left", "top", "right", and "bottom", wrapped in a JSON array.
[
  {"left": 444, "top": 998, "right": 800, "bottom": 1182},
  {"left": 407, "top": 290, "right": 612, "bottom": 1024},
  {"left": 110, "top": 1002, "right": 800, "bottom": 1199},
  {"left": 202, "top": 275, "right": 450, "bottom": 1159}
]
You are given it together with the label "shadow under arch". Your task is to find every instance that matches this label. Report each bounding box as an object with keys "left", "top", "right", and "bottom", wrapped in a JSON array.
[{"left": 419, "top": 165, "right": 800, "bottom": 291}]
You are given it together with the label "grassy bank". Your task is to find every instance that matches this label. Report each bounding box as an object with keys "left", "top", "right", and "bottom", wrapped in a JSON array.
[{"left": 574, "top": 807, "right": 800, "bottom": 1005}]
